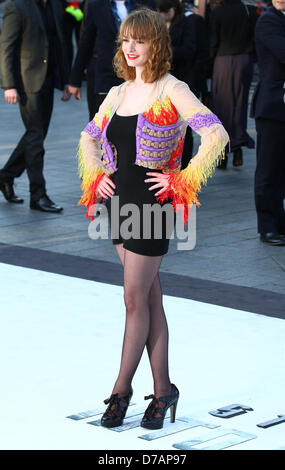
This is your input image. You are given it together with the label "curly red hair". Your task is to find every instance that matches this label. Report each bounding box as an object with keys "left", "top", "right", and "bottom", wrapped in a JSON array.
[{"left": 113, "top": 8, "right": 172, "bottom": 83}]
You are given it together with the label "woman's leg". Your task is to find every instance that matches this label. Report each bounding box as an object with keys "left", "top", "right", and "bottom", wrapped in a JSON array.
[
  {"left": 146, "top": 274, "right": 172, "bottom": 397},
  {"left": 111, "top": 246, "right": 162, "bottom": 396},
  {"left": 113, "top": 244, "right": 171, "bottom": 400}
]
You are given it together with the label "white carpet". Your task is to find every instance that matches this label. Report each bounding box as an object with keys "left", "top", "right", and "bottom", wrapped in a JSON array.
[{"left": 0, "top": 262, "right": 284, "bottom": 450}]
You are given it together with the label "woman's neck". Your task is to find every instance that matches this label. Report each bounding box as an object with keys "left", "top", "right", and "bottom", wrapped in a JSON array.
[{"left": 133, "top": 66, "right": 145, "bottom": 86}]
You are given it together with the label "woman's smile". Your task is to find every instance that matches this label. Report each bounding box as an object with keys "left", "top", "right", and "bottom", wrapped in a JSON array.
[{"left": 127, "top": 54, "right": 139, "bottom": 60}]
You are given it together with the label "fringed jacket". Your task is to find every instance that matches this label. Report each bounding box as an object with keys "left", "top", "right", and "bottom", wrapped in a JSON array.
[{"left": 77, "top": 74, "right": 229, "bottom": 221}]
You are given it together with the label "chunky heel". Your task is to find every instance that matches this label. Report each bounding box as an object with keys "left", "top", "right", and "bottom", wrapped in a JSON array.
[
  {"left": 170, "top": 400, "right": 177, "bottom": 423},
  {"left": 140, "top": 383, "right": 179, "bottom": 430}
]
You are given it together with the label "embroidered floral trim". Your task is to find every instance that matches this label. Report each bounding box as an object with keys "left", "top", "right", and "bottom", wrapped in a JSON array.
[
  {"left": 84, "top": 120, "right": 102, "bottom": 140},
  {"left": 187, "top": 112, "right": 221, "bottom": 131},
  {"left": 182, "top": 107, "right": 209, "bottom": 120}
]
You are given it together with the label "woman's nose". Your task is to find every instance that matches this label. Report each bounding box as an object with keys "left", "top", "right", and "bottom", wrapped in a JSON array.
[{"left": 129, "top": 41, "right": 136, "bottom": 52}]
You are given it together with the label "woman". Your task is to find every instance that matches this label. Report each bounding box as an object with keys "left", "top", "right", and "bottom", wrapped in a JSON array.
[
  {"left": 210, "top": 0, "right": 258, "bottom": 168},
  {"left": 77, "top": 8, "right": 228, "bottom": 430}
]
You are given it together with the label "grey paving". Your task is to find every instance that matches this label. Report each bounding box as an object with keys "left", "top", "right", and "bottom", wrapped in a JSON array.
[{"left": 0, "top": 83, "right": 284, "bottom": 295}]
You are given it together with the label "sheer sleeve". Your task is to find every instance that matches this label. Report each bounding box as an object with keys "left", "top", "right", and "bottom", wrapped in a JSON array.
[
  {"left": 158, "top": 78, "right": 229, "bottom": 221},
  {"left": 77, "top": 86, "right": 117, "bottom": 219}
]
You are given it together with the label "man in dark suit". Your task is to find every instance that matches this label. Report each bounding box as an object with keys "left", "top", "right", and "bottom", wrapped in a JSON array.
[
  {"left": 0, "top": 0, "right": 70, "bottom": 212},
  {"left": 68, "top": 0, "right": 156, "bottom": 117},
  {"left": 250, "top": 0, "right": 285, "bottom": 245},
  {"left": 0, "top": 0, "right": 8, "bottom": 32}
]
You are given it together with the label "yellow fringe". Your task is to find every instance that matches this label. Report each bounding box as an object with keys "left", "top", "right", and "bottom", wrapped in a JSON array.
[
  {"left": 180, "top": 134, "right": 227, "bottom": 194},
  {"left": 77, "top": 135, "right": 104, "bottom": 206}
]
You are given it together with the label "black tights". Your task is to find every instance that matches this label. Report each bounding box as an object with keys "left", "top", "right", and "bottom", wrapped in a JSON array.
[{"left": 112, "top": 244, "right": 172, "bottom": 400}]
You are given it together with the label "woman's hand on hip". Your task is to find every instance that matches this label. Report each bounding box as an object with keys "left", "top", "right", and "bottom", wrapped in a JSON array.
[
  {"left": 97, "top": 174, "right": 116, "bottom": 199},
  {"left": 144, "top": 172, "right": 170, "bottom": 196}
]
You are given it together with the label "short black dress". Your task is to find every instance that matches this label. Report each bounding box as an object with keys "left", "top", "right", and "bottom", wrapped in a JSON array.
[{"left": 105, "top": 112, "right": 174, "bottom": 256}]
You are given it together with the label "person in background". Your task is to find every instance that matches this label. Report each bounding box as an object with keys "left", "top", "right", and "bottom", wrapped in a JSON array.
[
  {"left": 210, "top": 0, "right": 258, "bottom": 169},
  {"left": 181, "top": 0, "right": 213, "bottom": 108},
  {"left": 157, "top": 0, "right": 196, "bottom": 84},
  {"left": 68, "top": 0, "right": 156, "bottom": 117},
  {"left": 61, "top": 0, "right": 85, "bottom": 74},
  {"left": 0, "top": 0, "right": 9, "bottom": 32},
  {"left": 0, "top": 0, "right": 70, "bottom": 212},
  {"left": 158, "top": 0, "right": 209, "bottom": 100},
  {"left": 196, "top": 0, "right": 212, "bottom": 25},
  {"left": 157, "top": 0, "right": 197, "bottom": 166},
  {"left": 79, "top": 0, "right": 98, "bottom": 120},
  {"left": 180, "top": 0, "right": 210, "bottom": 103},
  {"left": 250, "top": 0, "right": 285, "bottom": 246}
]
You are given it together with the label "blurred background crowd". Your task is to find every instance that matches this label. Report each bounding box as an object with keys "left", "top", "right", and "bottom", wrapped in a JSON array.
[{"left": 0, "top": 0, "right": 284, "bottom": 246}]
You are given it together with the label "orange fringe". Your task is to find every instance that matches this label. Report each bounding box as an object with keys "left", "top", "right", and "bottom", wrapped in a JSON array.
[
  {"left": 78, "top": 174, "right": 105, "bottom": 221},
  {"left": 157, "top": 172, "right": 200, "bottom": 223}
]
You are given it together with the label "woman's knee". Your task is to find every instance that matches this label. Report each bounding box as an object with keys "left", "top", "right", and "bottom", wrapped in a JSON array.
[
  {"left": 124, "top": 287, "right": 148, "bottom": 313},
  {"left": 148, "top": 277, "right": 163, "bottom": 310}
]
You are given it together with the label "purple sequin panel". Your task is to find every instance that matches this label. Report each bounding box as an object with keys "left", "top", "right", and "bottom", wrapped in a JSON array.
[
  {"left": 187, "top": 112, "right": 221, "bottom": 131},
  {"left": 83, "top": 120, "right": 102, "bottom": 140},
  {"left": 136, "top": 114, "right": 184, "bottom": 163}
]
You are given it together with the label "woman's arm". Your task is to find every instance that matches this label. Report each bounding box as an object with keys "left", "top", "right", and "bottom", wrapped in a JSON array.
[
  {"left": 77, "top": 86, "right": 117, "bottom": 219},
  {"left": 157, "top": 78, "right": 229, "bottom": 221}
]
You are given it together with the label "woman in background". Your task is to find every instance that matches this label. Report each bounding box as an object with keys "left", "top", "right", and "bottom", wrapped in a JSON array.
[{"left": 210, "top": 0, "right": 258, "bottom": 168}]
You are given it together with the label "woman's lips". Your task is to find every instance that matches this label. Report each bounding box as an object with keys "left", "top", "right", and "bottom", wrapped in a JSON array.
[{"left": 127, "top": 54, "right": 139, "bottom": 60}]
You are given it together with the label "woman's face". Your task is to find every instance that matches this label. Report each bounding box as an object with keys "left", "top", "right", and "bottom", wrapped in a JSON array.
[
  {"left": 272, "top": 0, "right": 285, "bottom": 9},
  {"left": 158, "top": 7, "right": 175, "bottom": 23},
  {"left": 122, "top": 35, "right": 151, "bottom": 68}
]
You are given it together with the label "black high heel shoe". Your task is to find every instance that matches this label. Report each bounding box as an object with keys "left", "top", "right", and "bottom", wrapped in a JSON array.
[
  {"left": 140, "top": 383, "right": 179, "bottom": 429},
  {"left": 101, "top": 386, "right": 133, "bottom": 428}
]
